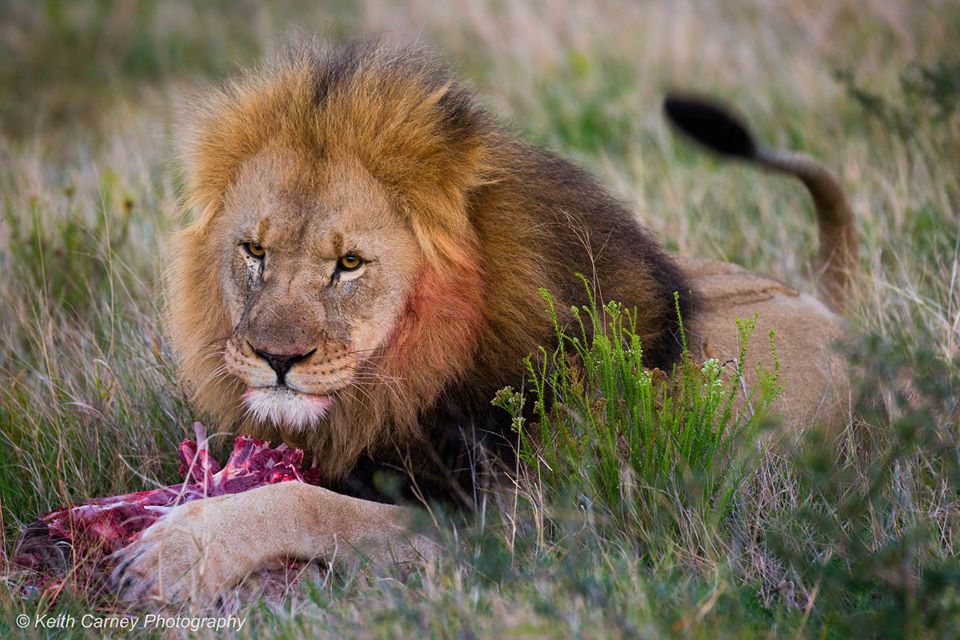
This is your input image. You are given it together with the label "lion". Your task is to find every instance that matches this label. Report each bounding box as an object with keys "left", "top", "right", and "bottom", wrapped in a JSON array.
[{"left": 110, "top": 42, "right": 855, "bottom": 603}]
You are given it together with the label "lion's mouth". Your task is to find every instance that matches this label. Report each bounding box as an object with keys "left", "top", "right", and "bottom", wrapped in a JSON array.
[{"left": 241, "top": 386, "right": 334, "bottom": 431}]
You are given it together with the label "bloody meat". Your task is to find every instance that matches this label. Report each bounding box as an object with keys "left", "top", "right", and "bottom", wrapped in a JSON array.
[{"left": 13, "top": 423, "right": 317, "bottom": 578}]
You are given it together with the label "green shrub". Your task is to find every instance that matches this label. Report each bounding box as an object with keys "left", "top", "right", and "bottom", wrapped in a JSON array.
[{"left": 495, "top": 282, "right": 781, "bottom": 534}]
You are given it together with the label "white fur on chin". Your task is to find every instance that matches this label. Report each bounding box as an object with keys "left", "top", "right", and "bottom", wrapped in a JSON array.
[{"left": 242, "top": 387, "right": 333, "bottom": 431}]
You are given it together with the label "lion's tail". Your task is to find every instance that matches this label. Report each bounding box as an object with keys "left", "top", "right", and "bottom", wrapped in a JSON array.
[{"left": 663, "top": 94, "right": 858, "bottom": 315}]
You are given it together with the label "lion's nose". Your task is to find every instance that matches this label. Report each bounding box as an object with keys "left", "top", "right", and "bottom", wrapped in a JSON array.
[{"left": 251, "top": 347, "right": 316, "bottom": 386}]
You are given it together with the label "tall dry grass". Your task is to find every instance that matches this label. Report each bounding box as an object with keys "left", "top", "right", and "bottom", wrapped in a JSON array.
[{"left": 0, "top": 0, "right": 957, "bottom": 637}]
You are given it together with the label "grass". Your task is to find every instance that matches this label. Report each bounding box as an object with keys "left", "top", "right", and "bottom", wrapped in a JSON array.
[
  {"left": 499, "top": 286, "right": 779, "bottom": 519},
  {"left": 1, "top": 0, "right": 959, "bottom": 637}
]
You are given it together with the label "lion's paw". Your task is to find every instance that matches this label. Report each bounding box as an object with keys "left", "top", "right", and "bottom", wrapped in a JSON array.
[{"left": 109, "top": 498, "right": 234, "bottom": 604}]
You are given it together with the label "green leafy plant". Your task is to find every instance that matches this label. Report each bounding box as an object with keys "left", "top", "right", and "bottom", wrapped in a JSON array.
[{"left": 495, "top": 281, "right": 782, "bottom": 533}]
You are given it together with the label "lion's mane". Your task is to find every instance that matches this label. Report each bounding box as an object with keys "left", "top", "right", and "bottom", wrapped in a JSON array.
[{"left": 166, "top": 42, "right": 693, "bottom": 492}]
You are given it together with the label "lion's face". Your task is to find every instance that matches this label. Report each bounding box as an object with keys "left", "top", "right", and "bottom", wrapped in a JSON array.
[
  {"left": 214, "top": 147, "right": 422, "bottom": 431},
  {"left": 167, "top": 44, "right": 494, "bottom": 478}
]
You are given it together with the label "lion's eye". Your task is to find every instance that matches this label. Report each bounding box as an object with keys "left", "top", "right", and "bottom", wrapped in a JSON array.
[
  {"left": 337, "top": 254, "right": 364, "bottom": 271},
  {"left": 243, "top": 242, "right": 266, "bottom": 259}
]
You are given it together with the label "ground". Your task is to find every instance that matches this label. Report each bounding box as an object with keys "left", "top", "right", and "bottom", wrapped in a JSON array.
[{"left": 0, "top": 1, "right": 958, "bottom": 638}]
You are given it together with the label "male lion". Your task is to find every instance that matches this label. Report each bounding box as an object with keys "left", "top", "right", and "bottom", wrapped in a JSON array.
[{"left": 111, "top": 43, "right": 854, "bottom": 603}]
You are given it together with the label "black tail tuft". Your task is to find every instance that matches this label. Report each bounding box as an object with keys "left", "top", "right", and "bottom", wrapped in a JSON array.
[{"left": 664, "top": 93, "right": 757, "bottom": 159}]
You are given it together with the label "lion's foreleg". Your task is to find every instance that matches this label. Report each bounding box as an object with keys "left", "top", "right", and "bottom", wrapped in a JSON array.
[{"left": 111, "top": 482, "right": 436, "bottom": 603}]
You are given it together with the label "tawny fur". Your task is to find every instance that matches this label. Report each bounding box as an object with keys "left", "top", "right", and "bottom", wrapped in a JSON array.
[
  {"left": 115, "top": 42, "right": 854, "bottom": 605},
  {"left": 165, "top": 42, "right": 692, "bottom": 485}
]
